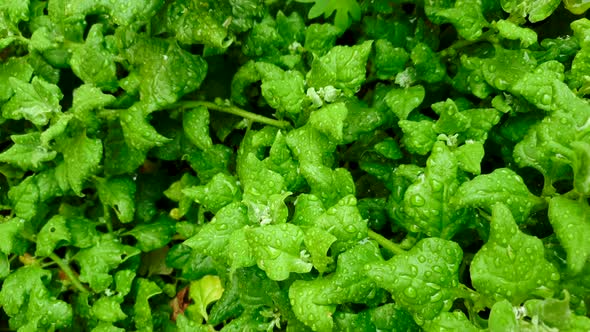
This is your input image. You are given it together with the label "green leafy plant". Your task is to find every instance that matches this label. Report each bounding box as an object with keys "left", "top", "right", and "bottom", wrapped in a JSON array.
[
  {"left": 1, "top": 0, "right": 590, "bottom": 331},
  {"left": 296, "top": 0, "right": 361, "bottom": 30}
]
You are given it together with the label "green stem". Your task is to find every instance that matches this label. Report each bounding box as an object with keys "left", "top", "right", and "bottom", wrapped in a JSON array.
[
  {"left": 170, "top": 100, "right": 291, "bottom": 129},
  {"left": 106, "top": 219, "right": 113, "bottom": 233},
  {"left": 439, "top": 30, "right": 495, "bottom": 59},
  {"left": 102, "top": 205, "right": 114, "bottom": 233},
  {"left": 478, "top": 209, "right": 492, "bottom": 222},
  {"left": 457, "top": 284, "right": 487, "bottom": 312},
  {"left": 97, "top": 108, "right": 120, "bottom": 121},
  {"left": 101, "top": 101, "right": 291, "bottom": 129},
  {"left": 541, "top": 175, "right": 557, "bottom": 197},
  {"left": 367, "top": 230, "right": 406, "bottom": 255},
  {"left": 41, "top": 261, "right": 57, "bottom": 268},
  {"left": 48, "top": 253, "right": 88, "bottom": 293},
  {"left": 15, "top": 35, "right": 29, "bottom": 44}
]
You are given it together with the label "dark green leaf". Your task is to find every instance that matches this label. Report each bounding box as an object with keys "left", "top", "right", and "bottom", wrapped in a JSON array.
[
  {"left": 75, "top": 235, "right": 141, "bottom": 292},
  {"left": 125, "top": 215, "right": 176, "bottom": 252},
  {"left": 96, "top": 176, "right": 137, "bottom": 223},
  {"left": 470, "top": 203, "right": 560, "bottom": 304},
  {"left": 2, "top": 76, "right": 62, "bottom": 126},
  {"left": 367, "top": 238, "right": 463, "bottom": 324}
]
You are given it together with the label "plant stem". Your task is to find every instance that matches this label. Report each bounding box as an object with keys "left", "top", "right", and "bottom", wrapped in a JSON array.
[
  {"left": 105, "top": 216, "right": 114, "bottom": 233},
  {"left": 439, "top": 30, "right": 494, "bottom": 59},
  {"left": 171, "top": 100, "right": 291, "bottom": 129},
  {"left": 367, "top": 230, "right": 406, "bottom": 255},
  {"left": 97, "top": 108, "right": 120, "bottom": 121},
  {"left": 101, "top": 205, "right": 114, "bottom": 233},
  {"left": 41, "top": 261, "right": 57, "bottom": 268},
  {"left": 101, "top": 101, "right": 291, "bottom": 129},
  {"left": 48, "top": 253, "right": 88, "bottom": 293}
]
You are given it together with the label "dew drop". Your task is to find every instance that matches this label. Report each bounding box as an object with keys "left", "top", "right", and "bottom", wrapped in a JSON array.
[
  {"left": 404, "top": 287, "right": 417, "bottom": 299},
  {"left": 431, "top": 180, "right": 443, "bottom": 192},
  {"left": 430, "top": 291, "right": 442, "bottom": 302},
  {"left": 494, "top": 257, "right": 502, "bottom": 267},
  {"left": 494, "top": 78, "right": 508, "bottom": 90},
  {"left": 414, "top": 313, "right": 425, "bottom": 325},
  {"left": 410, "top": 194, "right": 425, "bottom": 207}
]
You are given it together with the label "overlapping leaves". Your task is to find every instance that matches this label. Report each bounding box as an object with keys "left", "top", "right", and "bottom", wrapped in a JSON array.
[{"left": 1, "top": 1, "right": 590, "bottom": 331}]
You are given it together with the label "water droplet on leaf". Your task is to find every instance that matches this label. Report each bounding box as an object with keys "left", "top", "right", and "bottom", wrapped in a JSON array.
[
  {"left": 404, "top": 287, "right": 417, "bottom": 299},
  {"left": 430, "top": 291, "right": 442, "bottom": 302},
  {"left": 410, "top": 194, "right": 425, "bottom": 207},
  {"left": 345, "top": 225, "right": 357, "bottom": 233},
  {"left": 431, "top": 180, "right": 443, "bottom": 192},
  {"left": 494, "top": 78, "right": 508, "bottom": 90}
]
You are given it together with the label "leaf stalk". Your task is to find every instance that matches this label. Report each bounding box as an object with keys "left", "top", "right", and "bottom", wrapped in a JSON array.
[
  {"left": 48, "top": 253, "right": 88, "bottom": 293},
  {"left": 367, "top": 229, "right": 406, "bottom": 255}
]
